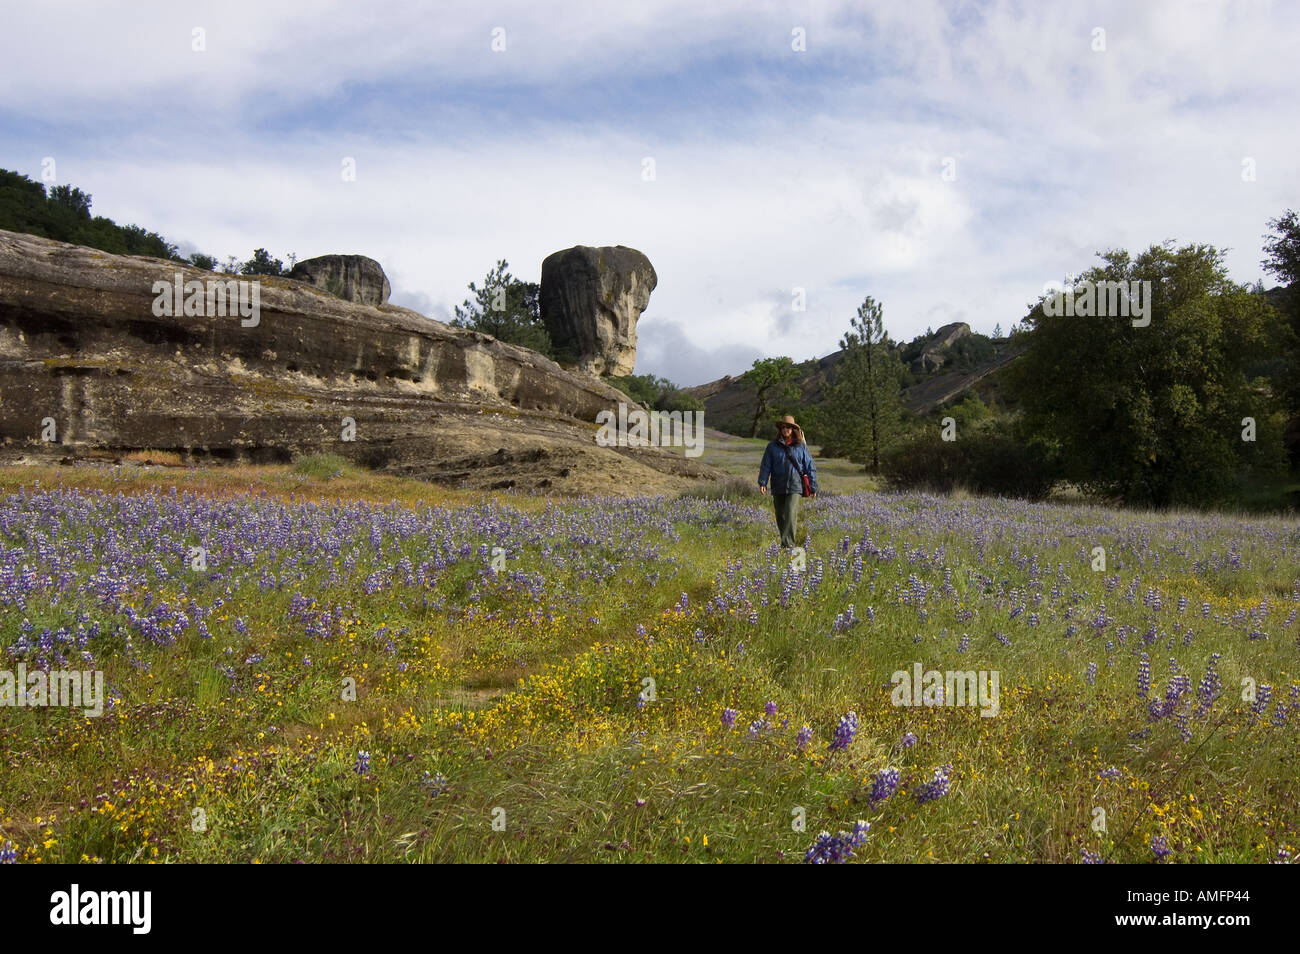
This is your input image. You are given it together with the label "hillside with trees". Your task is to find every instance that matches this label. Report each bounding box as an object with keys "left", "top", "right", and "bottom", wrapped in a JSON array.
[{"left": 687, "top": 213, "right": 1300, "bottom": 511}]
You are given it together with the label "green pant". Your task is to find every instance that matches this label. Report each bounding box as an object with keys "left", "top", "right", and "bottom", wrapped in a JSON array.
[{"left": 773, "top": 493, "right": 800, "bottom": 548}]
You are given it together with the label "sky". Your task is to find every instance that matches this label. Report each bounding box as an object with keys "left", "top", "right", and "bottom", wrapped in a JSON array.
[{"left": 1, "top": 0, "right": 1296, "bottom": 386}]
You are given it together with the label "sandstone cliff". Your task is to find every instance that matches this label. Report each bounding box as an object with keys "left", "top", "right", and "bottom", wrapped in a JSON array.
[{"left": 0, "top": 230, "right": 719, "bottom": 495}]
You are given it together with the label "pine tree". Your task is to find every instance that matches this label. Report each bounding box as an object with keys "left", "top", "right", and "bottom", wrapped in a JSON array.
[
  {"left": 825, "top": 297, "right": 906, "bottom": 471},
  {"left": 451, "top": 259, "right": 552, "bottom": 356}
]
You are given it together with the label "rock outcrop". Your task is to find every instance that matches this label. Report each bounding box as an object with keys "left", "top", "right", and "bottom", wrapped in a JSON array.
[
  {"left": 0, "top": 230, "right": 719, "bottom": 495},
  {"left": 539, "top": 245, "right": 656, "bottom": 377},
  {"left": 909, "top": 321, "right": 970, "bottom": 374},
  {"left": 288, "top": 254, "right": 391, "bottom": 306}
]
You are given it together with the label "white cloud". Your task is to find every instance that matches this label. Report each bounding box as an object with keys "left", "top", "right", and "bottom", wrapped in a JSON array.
[{"left": 1, "top": 0, "right": 1296, "bottom": 387}]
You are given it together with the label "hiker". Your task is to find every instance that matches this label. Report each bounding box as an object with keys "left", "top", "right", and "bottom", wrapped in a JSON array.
[{"left": 758, "top": 414, "right": 818, "bottom": 548}]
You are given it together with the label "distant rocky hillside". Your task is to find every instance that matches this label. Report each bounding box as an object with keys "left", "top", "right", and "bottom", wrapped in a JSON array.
[
  {"left": 0, "top": 230, "right": 720, "bottom": 496},
  {"left": 686, "top": 321, "right": 1024, "bottom": 432}
]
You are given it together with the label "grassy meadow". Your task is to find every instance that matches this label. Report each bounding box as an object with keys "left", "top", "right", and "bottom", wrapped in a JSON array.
[{"left": 1, "top": 457, "right": 1297, "bottom": 864}]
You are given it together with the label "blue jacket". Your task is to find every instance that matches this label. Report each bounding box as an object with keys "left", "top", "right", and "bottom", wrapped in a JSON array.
[{"left": 759, "top": 439, "right": 818, "bottom": 495}]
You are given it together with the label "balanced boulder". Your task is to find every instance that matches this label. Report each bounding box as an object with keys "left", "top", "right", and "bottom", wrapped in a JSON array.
[
  {"left": 289, "top": 254, "right": 391, "bottom": 306},
  {"left": 540, "top": 245, "right": 656, "bottom": 376}
]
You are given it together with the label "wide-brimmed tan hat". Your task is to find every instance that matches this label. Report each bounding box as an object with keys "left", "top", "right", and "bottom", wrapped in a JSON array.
[{"left": 775, "top": 414, "right": 802, "bottom": 435}]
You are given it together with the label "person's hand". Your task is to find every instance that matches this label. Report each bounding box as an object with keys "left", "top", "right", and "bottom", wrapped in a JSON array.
[{"left": 759, "top": 485, "right": 767, "bottom": 495}]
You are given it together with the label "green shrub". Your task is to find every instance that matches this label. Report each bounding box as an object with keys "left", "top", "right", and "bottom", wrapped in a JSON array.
[
  {"left": 656, "top": 387, "right": 704, "bottom": 413},
  {"left": 607, "top": 373, "right": 661, "bottom": 406},
  {"left": 292, "top": 453, "right": 362, "bottom": 480},
  {"left": 880, "top": 422, "right": 1058, "bottom": 499},
  {"left": 607, "top": 374, "right": 703, "bottom": 413}
]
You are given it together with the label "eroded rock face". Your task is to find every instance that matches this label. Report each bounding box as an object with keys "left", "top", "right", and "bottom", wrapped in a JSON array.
[
  {"left": 289, "top": 254, "right": 391, "bottom": 306},
  {"left": 909, "top": 321, "right": 970, "bottom": 374},
  {"left": 0, "top": 230, "right": 720, "bottom": 494},
  {"left": 539, "top": 245, "right": 656, "bottom": 376}
]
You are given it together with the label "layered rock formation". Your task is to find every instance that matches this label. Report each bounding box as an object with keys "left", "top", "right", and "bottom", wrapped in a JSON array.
[
  {"left": 288, "top": 254, "right": 391, "bottom": 306},
  {"left": 539, "top": 245, "right": 656, "bottom": 377},
  {"left": 0, "top": 230, "right": 718, "bottom": 495}
]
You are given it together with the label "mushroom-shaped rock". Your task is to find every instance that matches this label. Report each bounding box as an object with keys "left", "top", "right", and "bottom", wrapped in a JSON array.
[{"left": 539, "top": 245, "right": 656, "bottom": 376}]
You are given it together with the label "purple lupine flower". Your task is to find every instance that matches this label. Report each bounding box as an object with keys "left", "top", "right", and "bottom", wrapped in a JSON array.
[
  {"left": 1080, "top": 848, "right": 1106, "bottom": 864},
  {"left": 803, "top": 820, "right": 870, "bottom": 864},
  {"left": 422, "top": 771, "right": 448, "bottom": 795},
  {"left": 721, "top": 708, "right": 737, "bottom": 730},
  {"left": 828, "top": 711, "right": 859, "bottom": 752},
  {"left": 1098, "top": 767, "right": 1121, "bottom": 779},
  {"left": 832, "top": 605, "right": 858, "bottom": 633},
  {"left": 765, "top": 700, "right": 778, "bottom": 717},
  {"left": 869, "top": 768, "right": 900, "bottom": 806},
  {"left": 1195, "top": 653, "right": 1223, "bottom": 718},
  {"left": 1250, "top": 684, "right": 1272, "bottom": 721},
  {"left": 1137, "top": 653, "right": 1151, "bottom": 698},
  {"left": 0, "top": 841, "right": 15, "bottom": 864},
  {"left": 747, "top": 719, "right": 770, "bottom": 739},
  {"left": 901, "top": 731, "right": 918, "bottom": 748},
  {"left": 1150, "top": 674, "right": 1192, "bottom": 722},
  {"left": 914, "top": 764, "right": 953, "bottom": 803},
  {"left": 1086, "top": 662, "right": 1098, "bottom": 686},
  {"left": 354, "top": 750, "right": 371, "bottom": 775},
  {"left": 1151, "top": 835, "right": 1172, "bottom": 862},
  {"left": 795, "top": 725, "right": 813, "bottom": 750},
  {"left": 957, "top": 634, "right": 970, "bottom": 653}
]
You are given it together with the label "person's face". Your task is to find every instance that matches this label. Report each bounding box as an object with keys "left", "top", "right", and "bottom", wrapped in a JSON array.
[{"left": 779, "top": 424, "right": 793, "bottom": 439}]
